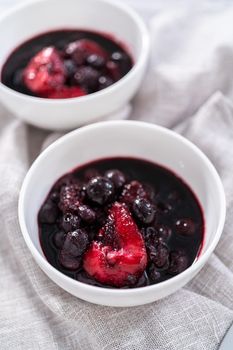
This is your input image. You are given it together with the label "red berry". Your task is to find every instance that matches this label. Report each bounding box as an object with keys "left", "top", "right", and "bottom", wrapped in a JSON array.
[
  {"left": 59, "top": 184, "right": 82, "bottom": 213},
  {"left": 65, "top": 39, "right": 107, "bottom": 64},
  {"left": 120, "top": 180, "right": 148, "bottom": 206},
  {"left": 23, "top": 47, "right": 65, "bottom": 95},
  {"left": 83, "top": 202, "right": 147, "bottom": 287}
]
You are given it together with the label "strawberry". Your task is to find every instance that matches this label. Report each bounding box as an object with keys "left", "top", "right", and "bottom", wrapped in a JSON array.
[
  {"left": 48, "top": 86, "right": 86, "bottom": 99},
  {"left": 23, "top": 47, "right": 65, "bottom": 95},
  {"left": 83, "top": 202, "right": 147, "bottom": 287}
]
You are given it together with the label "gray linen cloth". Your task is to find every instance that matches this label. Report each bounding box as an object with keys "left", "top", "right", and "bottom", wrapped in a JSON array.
[{"left": 1, "top": 1, "right": 233, "bottom": 349}]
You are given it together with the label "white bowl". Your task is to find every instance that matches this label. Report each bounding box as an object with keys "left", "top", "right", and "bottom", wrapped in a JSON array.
[
  {"left": 0, "top": 0, "right": 149, "bottom": 130},
  {"left": 18, "top": 121, "right": 226, "bottom": 307}
]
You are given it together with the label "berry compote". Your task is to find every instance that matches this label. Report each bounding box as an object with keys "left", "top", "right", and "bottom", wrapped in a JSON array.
[
  {"left": 38, "top": 158, "right": 204, "bottom": 289},
  {"left": 1, "top": 30, "right": 133, "bottom": 99}
]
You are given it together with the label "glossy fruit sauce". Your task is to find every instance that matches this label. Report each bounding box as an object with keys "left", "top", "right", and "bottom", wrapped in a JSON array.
[
  {"left": 1, "top": 29, "right": 133, "bottom": 98},
  {"left": 38, "top": 157, "right": 204, "bottom": 289}
]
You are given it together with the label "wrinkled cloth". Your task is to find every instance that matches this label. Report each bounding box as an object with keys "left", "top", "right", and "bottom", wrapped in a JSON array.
[{"left": 1, "top": 1, "right": 233, "bottom": 349}]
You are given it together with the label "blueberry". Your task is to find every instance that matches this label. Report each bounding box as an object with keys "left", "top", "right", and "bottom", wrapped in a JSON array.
[
  {"left": 53, "top": 231, "right": 66, "bottom": 248},
  {"left": 142, "top": 226, "right": 158, "bottom": 247},
  {"left": 168, "top": 251, "right": 188, "bottom": 275},
  {"left": 98, "top": 76, "right": 114, "bottom": 90},
  {"left": 39, "top": 200, "right": 58, "bottom": 224},
  {"left": 59, "top": 250, "right": 81, "bottom": 270},
  {"left": 111, "top": 51, "right": 125, "bottom": 62},
  {"left": 127, "top": 274, "right": 138, "bottom": 286},
  {"left": 156, "top": 225, "right": 172, "bottom": 241},
  {"left": 50, "top": 190, "right": 60, "bottom": 203},
  {"left": 86, "top": 54, "right": 105, "bottom": 69},
  {"left": 86, "top": 176, "right": 114, "bottom": 205},
  {"left": 63, "top": 229, "right": 89, "bottom": 257},
  {"left": 72, "top": 66, "right": 100, "bottom": 91},
  {"left": 64, "top": 59, "right": 77, "bottom": 79},
  {"left": 175, "top": 218, "right": 195, "bottom": 236},
  {"left": 110, "top": 51, "right": 131, "bottom": 75},
  {"left": 147, "top": 264, "right": 161, "bottom": 283},
  {"left": 148, "top": 243, "right": 169, "bottom": 268},
  {"left": 133, "top": 198, "right": 156, "bottom": 224},
  {"left": 105, "top": 169, "right": 126, "bottom": 189},
  {"left": 134, "top": 272, "right": 150, "bottom": 287},
  {"left": 78, "top": 204, "right": 96, "bottom": 223},
  {"left": 61, "top": 212, "right": 80, "bottom": 233},
  {"left": 106, "top": 60, "right": 121, "bottom": 81}
]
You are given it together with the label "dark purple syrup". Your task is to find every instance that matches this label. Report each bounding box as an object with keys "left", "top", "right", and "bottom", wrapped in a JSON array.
[
  {"left": 38, "top": 157, "right": 204, "bottom": 289},
  {"left": 1, "top": 29, "right": 133, "bottom": 97}
]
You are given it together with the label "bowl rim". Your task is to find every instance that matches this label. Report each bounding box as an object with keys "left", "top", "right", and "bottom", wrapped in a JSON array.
[
  {"left": 0, "top": 0, "right": 150, "bottom": 104},
  {"left": 18, "top": 120, "right": 226, "bottom": 297}
]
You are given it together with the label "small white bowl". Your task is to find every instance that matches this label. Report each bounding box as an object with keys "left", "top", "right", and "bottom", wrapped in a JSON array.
[
  {"left": 18, "top": 121, "right": 226, "bottom": 307},
  {"left": 0, "top": 0, "right": 149, "bottom": 130}
]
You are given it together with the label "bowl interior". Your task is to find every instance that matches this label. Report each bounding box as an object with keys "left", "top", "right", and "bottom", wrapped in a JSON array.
[
  {"left": 21, "top": 122, "right": 224, "bottom": 263},
  {"left": 0, "top": 0, "right": 143, "bottom": 67}
]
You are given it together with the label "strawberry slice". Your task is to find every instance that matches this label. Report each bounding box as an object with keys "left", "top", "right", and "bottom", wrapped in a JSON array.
[
  {"left": 83, "top": 202, "right": 147, "bottom": 287},
  {"left": 23, "top": 47, "right": 65, "bottom": 95},
  {"left": 48, "top": 86, "right": 86, "bottom": 99}
]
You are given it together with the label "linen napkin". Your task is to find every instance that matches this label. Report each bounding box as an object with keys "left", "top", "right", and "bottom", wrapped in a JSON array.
[{"left": 1, "top": 1, "right": 233, "bottom": 349}]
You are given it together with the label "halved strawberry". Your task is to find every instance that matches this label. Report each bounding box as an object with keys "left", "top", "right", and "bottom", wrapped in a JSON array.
[
  {"left": 65, "top": 39, "right": 107, "bottom": 65},
  {"left": 23, "top": 47, "right": 65, "bottom": 95},
  {"left": 83, "top": 202, "right": 147, "bottom": 287},
  {"left": 48, "top": 86, "right": 86, "bottom": 99}
]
